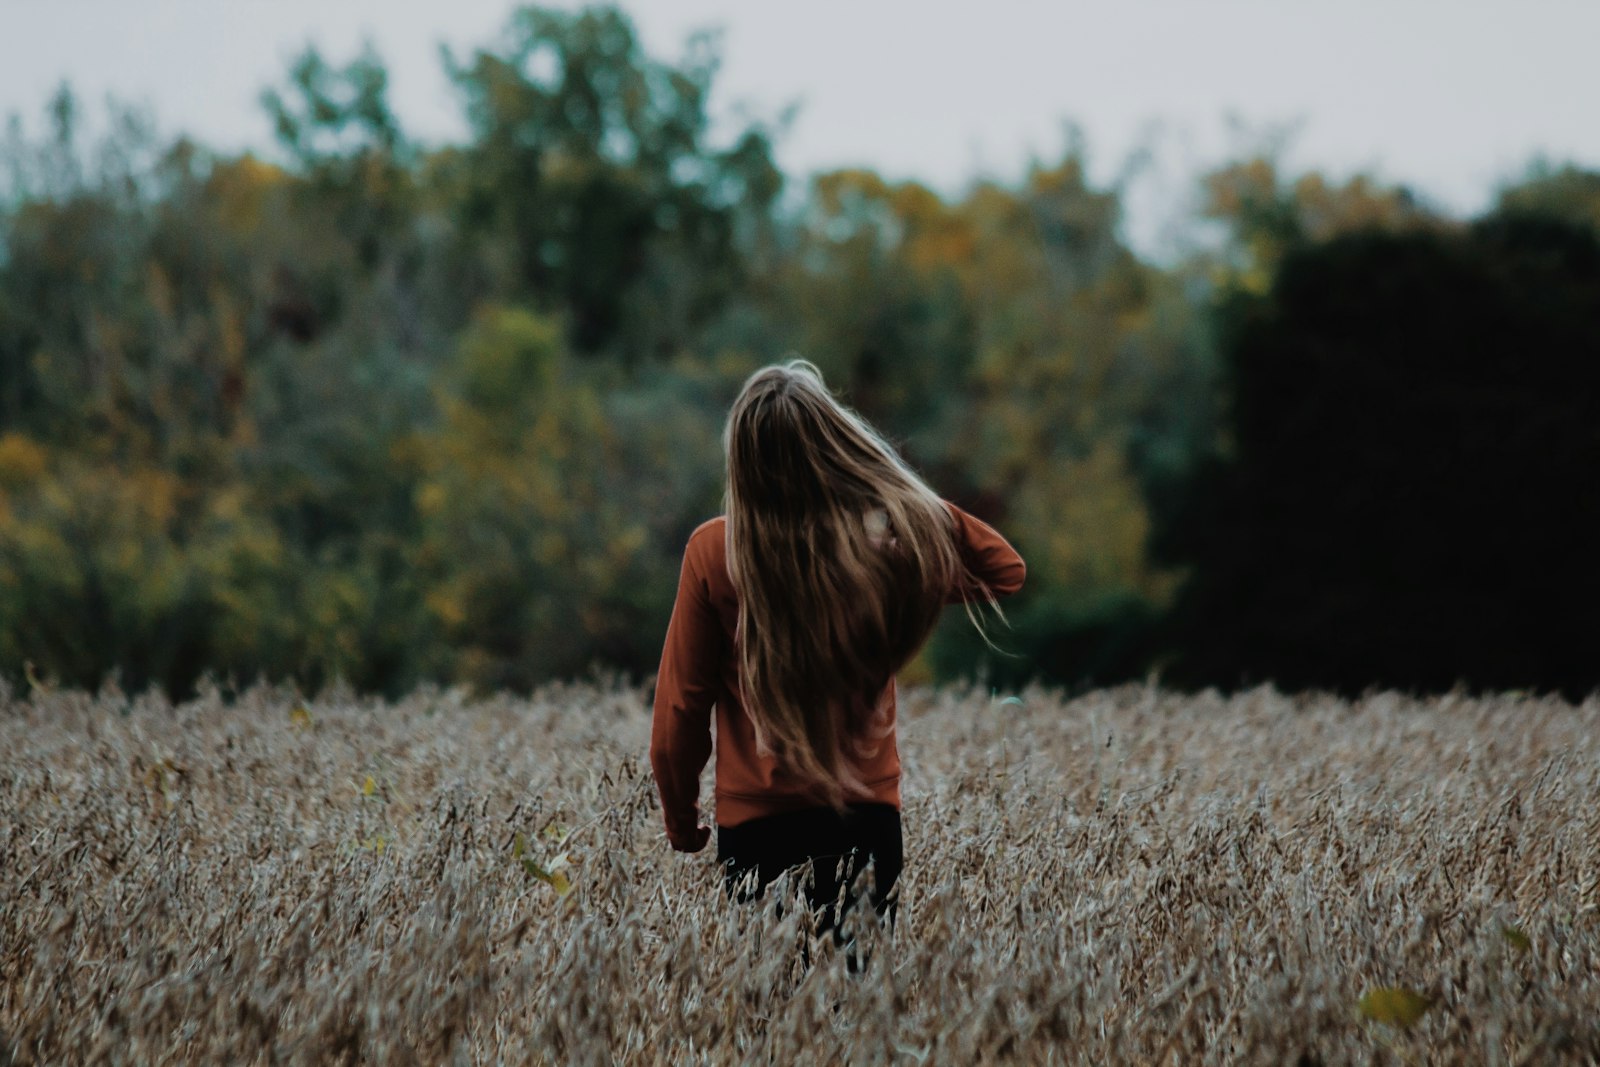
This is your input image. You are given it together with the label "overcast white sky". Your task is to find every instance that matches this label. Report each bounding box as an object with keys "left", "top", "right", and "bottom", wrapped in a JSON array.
[{"left": 2, "top": 0, "right": 1596, "bottom": 260}]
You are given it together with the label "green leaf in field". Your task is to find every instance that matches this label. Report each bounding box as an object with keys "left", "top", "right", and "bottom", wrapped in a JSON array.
[
  {"left": 1359, "top": 987, "right": 1433, "bottom": 1027},
  {"left": 512, "top": 830, "right": 574, "bottom": 895},
  {"left": 361, "top": 775, "right": 376, "bottom": 797},
  {"left": 1500, "top": 924, "right": 1532, "bottom": 952},
  {"left": 519, "top": 850, "right": 574, "bottom": 896},
  {"left": 289, "top": 703, "right": 313, "bottom": 730}
]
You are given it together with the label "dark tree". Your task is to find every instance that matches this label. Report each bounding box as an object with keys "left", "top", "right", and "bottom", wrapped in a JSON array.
[{"left": 1153, "top": 213, "right": 1600, "bottom": 699}]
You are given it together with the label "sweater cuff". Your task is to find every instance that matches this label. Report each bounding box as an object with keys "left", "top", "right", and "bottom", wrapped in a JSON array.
[{"left": 662, "top": 806, "right": 702, "bottom": 848}]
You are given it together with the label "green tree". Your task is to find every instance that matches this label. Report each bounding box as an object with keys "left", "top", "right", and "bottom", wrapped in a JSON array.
[
  {"left": 1496, "top": 159, "right": 1600, "bottom": 234},
  {"left": 408, "top": 305, "right": 730, "bottom": 690},
  {"left": 1153, "top": 213, "right": 1600, "bottom": 698},
  {"left": 441, "top": 5, "right": 785, "bottom": 359}
]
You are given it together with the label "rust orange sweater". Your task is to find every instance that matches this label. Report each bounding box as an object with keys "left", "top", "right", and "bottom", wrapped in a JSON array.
[{"left": 649, "top": 500, "right": 1026, "bottom": 848}]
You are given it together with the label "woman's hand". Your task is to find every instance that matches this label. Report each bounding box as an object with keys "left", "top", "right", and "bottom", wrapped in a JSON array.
[{"left": 670, "top": 824, "right": 712, "bottom": 853}]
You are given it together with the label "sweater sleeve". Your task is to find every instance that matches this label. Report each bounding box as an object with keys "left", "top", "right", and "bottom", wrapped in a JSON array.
[
  {"left": 943, "top": 499, "right": 1027, "bottom": 603},
  {"left": 649, "top": 532, "right": 722, "bottom": 847}
]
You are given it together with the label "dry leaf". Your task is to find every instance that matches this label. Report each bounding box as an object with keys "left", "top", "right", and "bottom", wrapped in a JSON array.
[{"left": 1359, "top": 987, "right": 1433, "bottom": 1027}]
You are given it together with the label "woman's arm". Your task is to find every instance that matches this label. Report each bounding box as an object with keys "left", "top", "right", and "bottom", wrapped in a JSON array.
[
  {"left": 943, "top": 499, "right": 1027, "bottom": 603},
  {"left": 648, "top": 532, "right": 724, "bottom": 852}
]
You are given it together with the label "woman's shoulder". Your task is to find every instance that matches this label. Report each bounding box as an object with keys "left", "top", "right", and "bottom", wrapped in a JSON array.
[
  {"left": 685, "top": 515, "right": 728, "bottom": 569},
  {"left": 688, "top": 515, "right": 726, "bottom": 546},
  {"left": 684, "top": 516, "right": 734, "bottom": 600}
]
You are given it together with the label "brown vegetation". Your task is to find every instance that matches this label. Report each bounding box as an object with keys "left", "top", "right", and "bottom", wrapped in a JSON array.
[{"left": 3, "top": 680, "right": 1598, "bottom": 1064}]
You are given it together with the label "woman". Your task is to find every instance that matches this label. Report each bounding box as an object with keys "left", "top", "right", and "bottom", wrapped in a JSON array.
[{"left": 649, "top": 359, "right": 1026, "bottom": 939}]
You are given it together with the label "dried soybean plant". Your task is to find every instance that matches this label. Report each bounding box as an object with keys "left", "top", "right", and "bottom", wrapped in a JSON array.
[{"left": 2, "top": 677, "right": 1599, "bottom": 1065}]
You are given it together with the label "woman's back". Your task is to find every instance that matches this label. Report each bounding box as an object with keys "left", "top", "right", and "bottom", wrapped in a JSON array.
[{"left": 650, "top": 500, "right": 1025, "bottom": 844}]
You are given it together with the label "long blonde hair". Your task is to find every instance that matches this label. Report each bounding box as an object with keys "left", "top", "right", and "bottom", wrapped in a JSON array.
[{"left": 723, "top": 358, "right": 1005, "bottom": 807}]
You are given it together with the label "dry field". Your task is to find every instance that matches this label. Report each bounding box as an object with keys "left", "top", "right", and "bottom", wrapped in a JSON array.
[{"left": 3, "top": 678, "right": 1598, "bottom": 1065}]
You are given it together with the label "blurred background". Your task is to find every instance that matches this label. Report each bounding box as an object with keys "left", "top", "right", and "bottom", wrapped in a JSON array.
[{"left": 0, "top": 1, "right": 1595, "bottom": 701}]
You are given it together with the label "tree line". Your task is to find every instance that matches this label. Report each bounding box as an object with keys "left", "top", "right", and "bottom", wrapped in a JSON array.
[{"left": 2, "top": 4, "right": 1596, "bottom": 700}]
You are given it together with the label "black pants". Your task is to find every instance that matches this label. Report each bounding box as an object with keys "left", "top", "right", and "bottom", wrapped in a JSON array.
[{"left": 716, "top": 802, "right": 903, "bottom": 943}]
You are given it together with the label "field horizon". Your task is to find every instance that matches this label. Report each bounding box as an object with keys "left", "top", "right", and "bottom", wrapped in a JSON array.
[{"left": 4, "top": 679, "right": 1598, "bottom": 1064}]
